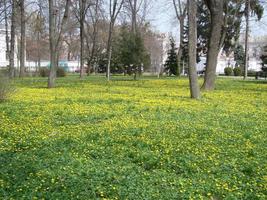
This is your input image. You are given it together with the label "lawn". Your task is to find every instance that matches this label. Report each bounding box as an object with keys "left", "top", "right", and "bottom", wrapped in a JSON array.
[{"left": 0, "top": 76, "right": 266, "bottom": 199}]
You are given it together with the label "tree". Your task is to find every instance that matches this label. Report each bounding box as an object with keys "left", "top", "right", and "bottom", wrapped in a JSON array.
[
  {"left": 112, "top": 26, "right": 150, "bottom": 79},
  {"left": 9, "top": 0, "right": 16, "bottom": 78},
  {"left": 19, "top": 0, "right": 26, "bottom": 77},
  {"left": 173, "top": 0, "right": 187, "bottom": 76},
  {"left": 260, "top": 45, "right": 267, "bottom": 71},
  {"left": 234, "top": 44, "right": 245, "bottom": 69},
  {"left": 164, "top": 37, "right": 178, "bottom": 76},
  {"left": 196, "top": 0, "right": 264, "bottom": 90},
  {"left": 201, "top": 0, "right": 224, "bottom": 91},
  {"left": 3, "top": 0, "right": 10, "bottom": 64},
  {"left": 48, "top": 0, "right": 71, "bottom": 88},
  {"left": 187, "top": 0, "right": 200, "bottom": 99},
  {"left": 84, "top": 0, "right": 102, "bottom": 75},
  {"left": 106, "top": 0, "right": 124, "bottom": 81}
]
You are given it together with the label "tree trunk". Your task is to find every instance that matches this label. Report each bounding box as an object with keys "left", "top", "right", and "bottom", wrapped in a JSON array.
[
  {"left": 188, "top": 0, "right": 200, "bottom": 99},
  {"left": 9, "top": 0, "right": 16, "bottom": 78},
  {"left": 20, "top": 0, "right": 26, "bottom": 78},
  {"left": 80, "top": 0, "right": 86, "bottom": 78},
  {"left": 48, "top": 0, "right": 70, "bottom": 88},
  {"left": 177, "top": 16, "right": 184, "bottom": 76},
  {"left": 37, "top": 31, "right": 41, "bottom": 71},
  {"left": 244, "top": 0, "right": 250, "bottom": 80},
  {"left": 4, "top": 0, "right": 10, "bottom": 62},
  {"left": 202, "top": 0, "right": 224, "bottom": 91},
  {"left": 106, "top": 22, "right": 113, "bottom": 81},
  {"left": 48, "top": 0, "right": 57, "bottom": 88}
]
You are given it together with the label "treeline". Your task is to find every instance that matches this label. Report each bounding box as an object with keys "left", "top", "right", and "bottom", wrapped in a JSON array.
[{"left": 0, "top": 0, "right": 265, "bottom": 99}]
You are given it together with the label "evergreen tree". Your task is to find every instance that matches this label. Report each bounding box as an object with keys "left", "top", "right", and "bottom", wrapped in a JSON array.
[
  {"left": 234, "top": 44, "right": 245, "bottom": 69},
  {"left": 164, "top": 37, "right": 179, "bottom": 76},
  {"left": 112, "top": 26, "right": 150, "bottom": 78}
]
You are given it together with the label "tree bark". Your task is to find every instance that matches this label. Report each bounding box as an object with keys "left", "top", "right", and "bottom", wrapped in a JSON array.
[
  {"left": 188, "top": 0, "right": 200, "bottom": 99},
  {"left": 79, "top": 0, "right": 86, "bottom": 78},
  {"left": 107, "top": 21, "right": 113, "bottom": 81},
  {"left": 9, "top": 0, "right": 16, "bottom": 78},
  {"left": 177, "top": 16, "right": 184, "bottom": 76},
  {"left": 244, "top": 0, "right": 250, "bottom": 80},
  {"left": 20, "top": 0, "right": 26, "bottom": 78},
  {"left": 106, "top": 0, "right": 124, "bottom": 81},
  {"left": 48, "top": 0, "right": 70, "bottom": 88},
  {"left": 48, "top": 0, "right": 57, "bottom": 88},
  {"left": 202, "top": 0, "right": 224, "bottom": 91},
  {"left": 4, "top": 0, "right": 10, "bottom": 62}
]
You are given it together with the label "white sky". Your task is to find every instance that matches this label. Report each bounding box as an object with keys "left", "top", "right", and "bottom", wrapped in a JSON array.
[{"left": 148, "top": 1, "right": 267, "bottom": 41}]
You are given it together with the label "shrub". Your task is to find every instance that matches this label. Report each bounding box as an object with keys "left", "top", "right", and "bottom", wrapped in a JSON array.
[
  {"left": 39, "top": 67, "right": 66, "bottom": 77},
  {"left": 224, "top": 67, "right": 233, "bottom": 76},
  {"left": 233, "top": 67, "right": 242, "bottom": 76},
  {"left": 0, "top": 73, "right": 14, "bottom": 102},
  {"left": 40, "top": 67, "right": 50, "bottom": 77},
  {"left": 57, "top": 67, "right": 66, "bottom": 77},
  {"left": 248, "top": 70, "right": 257, "bottom": 77}
]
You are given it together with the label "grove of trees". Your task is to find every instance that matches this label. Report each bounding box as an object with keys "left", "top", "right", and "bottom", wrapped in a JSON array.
[{"left": 0, "top": 0, "right": 265, "bottom": 98}]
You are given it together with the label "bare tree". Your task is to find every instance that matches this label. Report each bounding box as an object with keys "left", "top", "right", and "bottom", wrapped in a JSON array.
[
  {"left": 106, "top": 0, "right": 124, "bottom": 81},
  {"left": 244, "top": 0, "right": 250, "bottom": 80},
  {"left": 173, "top": 0, "right": 187, "bottom": 76},
  {"left": 9, "top": 0, "right": 16, "bottom": 78},
  {"left": 201, "top": 0, "right": 224, "bottom": 91},
  {"left": 3, "top": 0, "right": 10, "bottom": 63},
  {"left": 84, "top": 0, "right": 101, "bottom": 75},
  {"left": 19, "top": 0, "right": 26, "bottom": 77},
  {"left": 188, "top": 0, "right": 200, "bottom": 99},
  {"left": 48, "top": 0, "right": 71, "bottom": 88}
]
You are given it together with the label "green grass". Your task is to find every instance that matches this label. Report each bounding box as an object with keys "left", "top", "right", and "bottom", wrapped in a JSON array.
[{"left": 0, "top": 76, "right": 266, "bottom": 199}]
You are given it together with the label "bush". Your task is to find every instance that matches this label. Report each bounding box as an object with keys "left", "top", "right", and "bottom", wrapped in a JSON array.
[
  {"left": 0, "top": 73, "right": 14, "bottom": 102},
  {"left": 39, "top": 67, "right": 66, "bottom": 77},
  {"left": 224, "top": 67, "right": 233, "bottom": 76},
  {"left": 40, "top": 67, "right": 50, "bottom": 77},
  {"left": 248, "top": 70, "right": 257, "bottom": 77},
  {"left": 233, "top": 67, "right": 242, "bottom": 76},
  {"left": 57, "top": 67, "right": 66, "bottom": 77}
]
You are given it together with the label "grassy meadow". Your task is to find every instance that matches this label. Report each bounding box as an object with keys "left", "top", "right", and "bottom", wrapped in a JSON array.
[{"left": 0, "top": 76, "right": 266, "bottom": 199}]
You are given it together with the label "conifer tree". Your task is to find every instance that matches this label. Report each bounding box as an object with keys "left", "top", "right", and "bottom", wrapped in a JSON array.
[{"left": 164, "top": 37, "right": 179, "bottom": 76}]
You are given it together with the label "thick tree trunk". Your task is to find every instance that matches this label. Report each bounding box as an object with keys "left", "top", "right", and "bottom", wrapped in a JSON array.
[
  {"left": 80, "top": 0, "right": 86, "bottom": 78},
  {"left": 202, "top": 0, "right": 224, "bottom": 91},
  {"left": 48, "top": 0, "right": 57, "bottom": 88},
  {"left": 20, "top": 0, "right": 26, "bottom": 78},
  {"left": 9, "top": 0, "right": 16, "bottom": 78},
  {"left": 188, "top": 0, "right": 200, "bottom": 99}
]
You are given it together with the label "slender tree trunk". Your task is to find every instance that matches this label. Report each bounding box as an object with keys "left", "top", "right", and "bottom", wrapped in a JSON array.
[
  {"left": 177, "top": 16, "right": 184, "bottom": 76},
  {"left": 9, "top": 0, "right": 16, "bottom": 78},
  {"left": 106, "top": 22, "right": 113, "bottom": 81},
  {"left": 244, "top": 0, "right": 250, "bottom": 80},
  {"left": 202, "top": 0, "right": 224, "bottom": 91},
  {"left": 4, "top": 0, "right": 10, "bottom": 62},
  {"left": 48, "top": 0, "right": 57, "bottom": 88},
  {"left": 48, "top": 0, "right": 70, "bottom": 88},
  {"left": 20, "top": 0, "right": 26, "bottom": 77},
  {"left": 37, "top": 31, "right": 41, "bottom": 71},
  {"left": 188, "top": 0, "right": 200, "bottom": 99}
]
